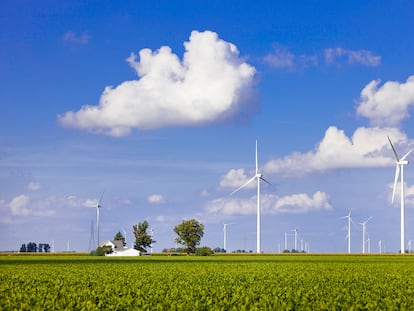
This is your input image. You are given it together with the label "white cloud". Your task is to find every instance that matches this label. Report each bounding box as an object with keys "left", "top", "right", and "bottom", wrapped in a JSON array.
[
  {"left": 83, "top": 198, "right": 98, "bottom": 207},
  {"left": 58, "top": 30, "right": 257, "bottom": 136},
  {"left": 263, "top": 45, "right": 295, "bottom": 69},
  {"left": 264, "top": 126, "right": 410, "bottom": 176},
  {"left": 387, "top": 182, "right": 414, "bottom": 206},
  {"left": 219, "top": 168, "right": 255, "bottom": 190},
  {"left": 25, "top": 182, "right": 41, "bottom": 191},
  {"left": 7, "top": 195, "right": 55, "bottom": 217},
  {"left": 148, "top": 194, "right": 165, "bottom": 204},
  {"left": 205, "top": 191, "right": 331, "bottom": 215},
  {"left": 324, "top": 47, "right": 381, "bottom": 66},
  {"left": 356, "top": 76, "right": 414, "bottom": 126},
  {"left": 274, "top": 191, "right": 332, "bottom": 213},
  {"left": 62, "top": 31, "right": 90, "bottom": 44},
  {"left": 263, "top": 45, "right": 318, "bottom": 71},
  {"left": 9, "top": 195, "right": 30, "bottom": 216}
]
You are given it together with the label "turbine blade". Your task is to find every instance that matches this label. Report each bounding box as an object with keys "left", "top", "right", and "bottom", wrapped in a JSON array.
[
  {"left": 230, "top": 176, "right": 256, "bottom": 195},
  {"left": 260, "top": 176, "right": 272, "bottom": 186},
  {"left": 401, "top": 149, "right": 413, "bottom": 161},
  {"left": 388, "top": 136, "right": 400, "bottom": 161},
  {"left": 366, "top": 216, "right": 373, "bottom": 223},
  {"left": 97, "top": 190, "right": 105, "bottom": 207},
  {"left": 255, "top": 140, "right": 259, "bottom": 175},
  {"left": 392, "top": 165, "right": 400, "bottom": 204}
]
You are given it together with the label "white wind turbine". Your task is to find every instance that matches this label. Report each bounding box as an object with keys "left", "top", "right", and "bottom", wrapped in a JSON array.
[
  {"left": 94, "top": 191, "right": 105, "bottom": 247},
  {"left": 223, "top": 223, "right": 235, "bottom": 252},
  {"left": 291, "top": 228, "right": 298, "bottom": 251},
  {"left": 388, "top": 136, "right": 412, "bottom": 254},
  {"left": 231, "top": 140, "right": 271, "bottom": 254},
  {"left": 358, "top": 216, "right": 372, "bottom": 254},
  {"left": 340, "top": 210, "right": 353, "bottom": 254}
]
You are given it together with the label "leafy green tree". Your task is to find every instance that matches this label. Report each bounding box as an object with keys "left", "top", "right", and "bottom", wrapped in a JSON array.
[
  {"left": 196, "top": 246, "right": 214, "bottom": 256},
  {"left": 113, "top": 231, "right": 126, "bottom": 246},
  {"left": 92, "top": 245, "right": 113, "bottom": 256},
  {"left": 174, "top": 219, "right": 204, "bottom": 254},
  {"left": 133, "top": 221, "right": 155, "bottom": 252}
]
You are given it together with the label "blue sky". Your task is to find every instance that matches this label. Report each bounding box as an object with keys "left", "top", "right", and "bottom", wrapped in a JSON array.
[{"left": 2, "top": 1, "right": 414, "bottom": 253}]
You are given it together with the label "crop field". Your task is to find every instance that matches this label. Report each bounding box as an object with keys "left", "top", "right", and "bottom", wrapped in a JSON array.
[{"left": 1, "top": 254, "right": 414, "bottom": 310}]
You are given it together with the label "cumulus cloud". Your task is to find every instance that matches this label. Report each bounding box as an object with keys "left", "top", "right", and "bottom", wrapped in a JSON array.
[
  {"left": 9, "top": 195, "right": 30, "bottom": 216},
  {"left": 6, "top": 195, "right": 55, "bottom": 217},
  {"left": 219, "top": 168, "right": 256, "bottom": 190},
  {"left": 356, "top": 76, "right": 414, "bottom": 126},
  {"left": 205, "top": 191, "right": 331, "bottom": 215},
  {"left": 264, "top": 126, "right": 411, "bottom": 176},
  {"left": 324, "top": 47, "right": 381, "bottom": 66},
  {"left": 25, "top": 182, "right": 41, "bottom": 191},
  {"left": 148, "top": 194, "right": 165, "bottom": 204},
  {"left": 62, "top": 31, "right": 90, "bottom": 44},
  {"left": 58, "top": 30, "right": 257, "bottom": 136}
]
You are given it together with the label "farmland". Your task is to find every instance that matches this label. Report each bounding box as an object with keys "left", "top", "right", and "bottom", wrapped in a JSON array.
[{"left": 1, "top": 254, "right": 414, "bottom": 310}]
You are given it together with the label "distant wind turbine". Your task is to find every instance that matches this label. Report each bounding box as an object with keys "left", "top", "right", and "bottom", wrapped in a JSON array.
[
  {"left": 94, "top": 191, "right": 105, "bottom": 247},
  {"left": 358, "top": 216, "right": 372, "bottom": 254},
  {"left": 388, "top": 136, "right": 412, "bottom": 253},
  {"left": 340, "top": 210, "right": 353, "bottom": 254},
  {"left": 231, "top": 140, "right": 272, "bottom": 254},
  {"left": 223, "top": 223, "right": 235, "bottom": 252},
  {"left": 291, "top": 228, "right": 298, "bottom": 251}
]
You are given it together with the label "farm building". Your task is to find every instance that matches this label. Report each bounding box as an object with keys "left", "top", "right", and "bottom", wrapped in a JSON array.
[{"left": 99, "top": 240, "right": 140, "bottom": 257}]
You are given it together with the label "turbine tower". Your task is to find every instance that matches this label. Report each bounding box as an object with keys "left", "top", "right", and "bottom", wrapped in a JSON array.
[
  {"left": 231, "top": 140, "right": 271, "bottom": 253},
  {"left": 388, "top": 136, "right": 412, "bottom": 254},
  {"left": 291, "top": 228, "right": 298, "bottom": 251},
  {"left": 223, "top": 223, "right": 235, "bottom": 252},
  {"left": 358, "top": 216, "right": 372, "bottom": 254},
  {"left": 340, "top": 210, "right": 353, "bottom": 254},
  {"left": 94, "top": 191, "right": 105, "bottom": 247}
]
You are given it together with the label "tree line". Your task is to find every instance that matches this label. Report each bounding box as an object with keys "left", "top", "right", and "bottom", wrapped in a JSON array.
[{"left": 20, "top": 242, "right": 51, "bottom": 253}]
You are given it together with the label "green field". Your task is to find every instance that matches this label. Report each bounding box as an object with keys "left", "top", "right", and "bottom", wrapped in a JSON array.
[{"left": 1, "top": 254, "right": 414, "bottom": 310}]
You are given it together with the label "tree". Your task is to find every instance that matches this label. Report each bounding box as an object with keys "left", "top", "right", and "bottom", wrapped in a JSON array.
[
  {"left": 174, "top": 219, "right": 204, "bottom": 254},
  {"left": 27, "top": 242, "right": 37, "bottom": 252},
  {"left": 113, "top": 231, "right": 126, "bottom": 246},
  {"left": 133, "top": 221, "right": 155, "bottom": 252},
  {"left": 92, "top": 245, "right": 113, "bottom": 256},
  {"left": 20, "top": 244, "right": 27, "bottom": 252},
  {"left": 196, "top": 246, "right": 214, "bottom": 256},
  {"left": 43, "top": 244, "right": 51, "bottom": 253}
]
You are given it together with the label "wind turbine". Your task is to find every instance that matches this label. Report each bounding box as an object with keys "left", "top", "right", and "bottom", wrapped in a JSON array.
[
  {"left": 358, "top": 216, "right": 372, "bottom": 254},
  {"left": 291, "top": 228, "right": 298, "bottom": 251},
  {"left": 231, "top": 140, "right": 272, "bottom": 254},
  {"left": 340, "top": 210, "right": 353, "bottom": 254},
  {"left": 388, "top": 136, "right": 412, "bottom": 254},
  {"left": 223, "top": 223, "right": 235, "bottom": 252},
  {"left": 284, "top": 232, "right": 288, "bottom": 251},
  {"left": 94, "top": 191, "right": 105, "bottom": 247}
]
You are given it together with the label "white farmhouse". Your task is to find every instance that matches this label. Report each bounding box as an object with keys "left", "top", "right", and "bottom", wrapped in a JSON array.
[{"left": 99, "top": 240, "right": 140, "bottom": 257}]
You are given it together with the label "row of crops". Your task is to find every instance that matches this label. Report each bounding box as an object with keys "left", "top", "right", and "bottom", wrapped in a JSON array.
[{"left": 1, "top": 254, "right": 414, "bottom": 310}]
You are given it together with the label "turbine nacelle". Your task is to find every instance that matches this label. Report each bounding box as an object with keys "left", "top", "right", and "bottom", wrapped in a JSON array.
[{"left": 398, "top": 160, "right": 409, "bottom": 165}]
